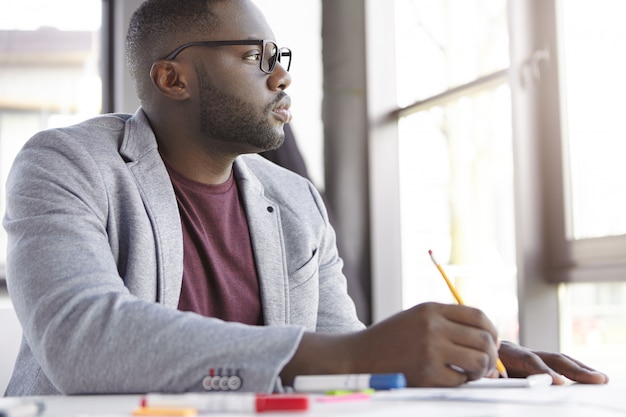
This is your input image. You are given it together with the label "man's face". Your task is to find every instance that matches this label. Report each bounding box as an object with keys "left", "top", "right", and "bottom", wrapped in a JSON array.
[{"left": 189, "top": 0, "right": 292, "bottom": 154}]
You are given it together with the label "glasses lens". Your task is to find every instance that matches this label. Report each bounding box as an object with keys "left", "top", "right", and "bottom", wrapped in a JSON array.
[
  {"left": 262, "top": 41, "right": 278, "bottom": 73},
  {"left": 262, "top": 42, "right": 291, "bottom": 73},
  {"left": 278, "top": 48, "right": 291, "bottom": 72}
]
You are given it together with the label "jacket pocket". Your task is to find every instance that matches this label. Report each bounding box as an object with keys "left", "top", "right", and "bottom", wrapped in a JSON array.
[
  {"left": 288, "top": 250, "right": 319, "bottom": 329},
  {"left": 288, "top": 249, "right": 319, "bottom": 290}
]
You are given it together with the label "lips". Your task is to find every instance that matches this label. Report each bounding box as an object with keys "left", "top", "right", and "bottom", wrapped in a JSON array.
[
  {"left": 272, "top": 96, "right": 292, "bottom": 123},
  {"left": 273, "top": 107, "right": 292, "bottom": 123}
]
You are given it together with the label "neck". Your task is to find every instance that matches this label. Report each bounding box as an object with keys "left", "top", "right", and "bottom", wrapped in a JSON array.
[{"left": 148, "top": 112, "right": 238, "bottom": 185}]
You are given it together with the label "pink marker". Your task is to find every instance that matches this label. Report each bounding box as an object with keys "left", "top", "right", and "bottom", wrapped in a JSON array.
[
  {"left": 141, "top": 393, "right": 309, "bottom": 413},
  {"left": 316, "top": 392, "right": 371, "bottom": 403}
]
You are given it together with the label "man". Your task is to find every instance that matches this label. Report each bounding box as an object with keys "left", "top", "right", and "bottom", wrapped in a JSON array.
[{"left": 3, "top": 0, "right": 607, "bottom": 396}]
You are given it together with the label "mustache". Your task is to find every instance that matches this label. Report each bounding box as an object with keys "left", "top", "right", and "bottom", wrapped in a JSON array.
[{"left": 270, "top": 92, "right": 291, "bottom": 110}]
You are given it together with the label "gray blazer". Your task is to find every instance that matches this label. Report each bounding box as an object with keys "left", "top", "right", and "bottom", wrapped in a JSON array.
[{"left": 3, "top": 109, "right": 364, "bottom": 396}]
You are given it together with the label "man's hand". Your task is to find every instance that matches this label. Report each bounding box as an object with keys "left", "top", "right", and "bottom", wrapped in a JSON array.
[
  {"left": 282, "top": 302, "right": 500, "bottom": 387},
  {"left": 498, "top": 341, "right": 609, "bottom": 384},
  {"left": 352, "top": 303, "right": 499, "bottom": 386}
]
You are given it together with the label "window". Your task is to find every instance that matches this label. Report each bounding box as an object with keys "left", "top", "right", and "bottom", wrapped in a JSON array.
[
  {"left": 370, "top": 0, "right": 626, "bottom": 379},
  {"left": 0, "top": 0, "right": 103, "bottom": 277}
]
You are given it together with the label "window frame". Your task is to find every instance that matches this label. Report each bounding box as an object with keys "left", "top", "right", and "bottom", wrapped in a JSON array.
[{"left": 534, "top": 0, "right": 626, "bottom": 283}]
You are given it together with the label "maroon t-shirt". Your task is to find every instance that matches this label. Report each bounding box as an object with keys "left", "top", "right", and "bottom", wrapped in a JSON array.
[{"left": 166, "top": 163, "right": 264, "bottom": 325}]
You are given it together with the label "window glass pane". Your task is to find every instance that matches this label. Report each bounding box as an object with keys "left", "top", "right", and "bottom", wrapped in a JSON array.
[
  {"left": 559, "top": 0, "right": 626, "bottom": 240},
  {"left": 398, "top": 85, "right": 518, "bottom": 342},
  {"left": 394, "top": 0, "right": 509, "bottom": 107},
  {"left": 560, "top": 282, "right": 626, "bottom": 379},
  {"left": 0, "top": 0, "right": 102, "bottom": 273}
]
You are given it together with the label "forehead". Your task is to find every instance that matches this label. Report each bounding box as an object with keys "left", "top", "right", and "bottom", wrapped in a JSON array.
[{"left": 209, "top": 0, "right": 275, "bottom": 41}]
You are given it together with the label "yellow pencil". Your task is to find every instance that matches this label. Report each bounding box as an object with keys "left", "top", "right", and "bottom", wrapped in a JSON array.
[{"left": 428, "top": 250, "right": 508, "bottom": 378}]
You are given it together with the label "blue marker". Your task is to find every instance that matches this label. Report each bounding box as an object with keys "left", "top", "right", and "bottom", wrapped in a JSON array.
[{"left": 292, "top": 373, "right": 406, "bottom": 392}]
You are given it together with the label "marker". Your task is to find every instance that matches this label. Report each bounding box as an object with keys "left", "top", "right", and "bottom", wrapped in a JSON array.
[
  {"left": 428, "top": 249, "right": 508, "bottom": 378},
  {"left": 141, "top": 393, "right": 309, "bottom": 413},
  {"left": 292, "top": 373, "right": 406, "bottom": 392},
  {"left": 325, "top": 389, "right": 375, "bottom": 396},
  {"left": 132, "top": 407, "right": 197, "bottom": 416},
  {"left": 316, "top": 392, "right": 372, "bottom": 403},
  {"left": 0, "top": 399, "right": 45, "bottom": 417}
]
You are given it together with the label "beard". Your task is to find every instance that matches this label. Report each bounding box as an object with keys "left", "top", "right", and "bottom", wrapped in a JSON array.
[{"left": 195, "top": 64, "right": 285, "bottom": 153}]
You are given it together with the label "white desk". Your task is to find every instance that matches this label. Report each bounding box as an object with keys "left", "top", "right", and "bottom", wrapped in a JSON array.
[{"left": 23, "top": 381, "right": 626, "bottom": 417}]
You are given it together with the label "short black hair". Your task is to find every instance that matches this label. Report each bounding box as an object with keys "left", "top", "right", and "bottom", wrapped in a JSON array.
[{"left": 125, "top": 0, "right": 223, "bottom": 102}]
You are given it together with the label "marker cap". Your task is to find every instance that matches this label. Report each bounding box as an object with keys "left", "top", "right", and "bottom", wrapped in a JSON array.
[
  {"left": 370, "top": 373, "right": 407, "bottom": 390},
  {"left": 255, "top": 395, "right": 309, "bottom": 412}
]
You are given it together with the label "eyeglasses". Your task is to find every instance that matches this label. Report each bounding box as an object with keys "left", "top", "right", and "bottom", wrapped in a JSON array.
[{"left": 160, "top": 39, "right": 291, "bottom": 74}]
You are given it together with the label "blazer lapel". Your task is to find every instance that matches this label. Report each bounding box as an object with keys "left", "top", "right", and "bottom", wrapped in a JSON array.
[
  {"left": 234, "top": 158, "right": 289, "bottom": 325},
  {"left": 120, "top": 109, "right": 184, "bottom": 309}
]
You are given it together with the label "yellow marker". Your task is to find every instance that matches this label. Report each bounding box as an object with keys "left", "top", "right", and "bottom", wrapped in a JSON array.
[
  {"left": 132, "top": 407, "right": 197, "bottom": 416},
  {"left": 325, "top": 389, "right": 375, "bottom": 396},
  {"left": 428, "top": 250, "right": 508, "bottom": 378}
]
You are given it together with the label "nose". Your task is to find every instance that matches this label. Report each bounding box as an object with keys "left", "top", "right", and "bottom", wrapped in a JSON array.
[{"left": 268, "top": 63, "right": 291, "bottom": 91}]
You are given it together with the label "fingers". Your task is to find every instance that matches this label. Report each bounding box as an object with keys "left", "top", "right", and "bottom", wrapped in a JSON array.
[
  {"left": 406, "top": 360, "right": 469, "bottom": 387},
  {"left": 443, "top": 339, "right": 496, "bottom": 382},
  {"left": 498, "top": 341, "right": 609, "bottom": 385},
  {"left": 498, "top": 341, "right": 559, "bottom": 382},
  {"left": 439, "top": 304, "right": 499, "bottom": 342},
  {"left": 512, "top": 349, "right": 565, "bottom": 384},
  {"left": 439, "top": 304, "right": 500, "bottom": 379},
  {"left": 535, "top": 351, "right": 609, "bottom": 384}
]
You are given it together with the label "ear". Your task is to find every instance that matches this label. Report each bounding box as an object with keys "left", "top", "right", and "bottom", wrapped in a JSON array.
[{"left": 149, "top": 61, "right": 191, "bottom": 100}]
